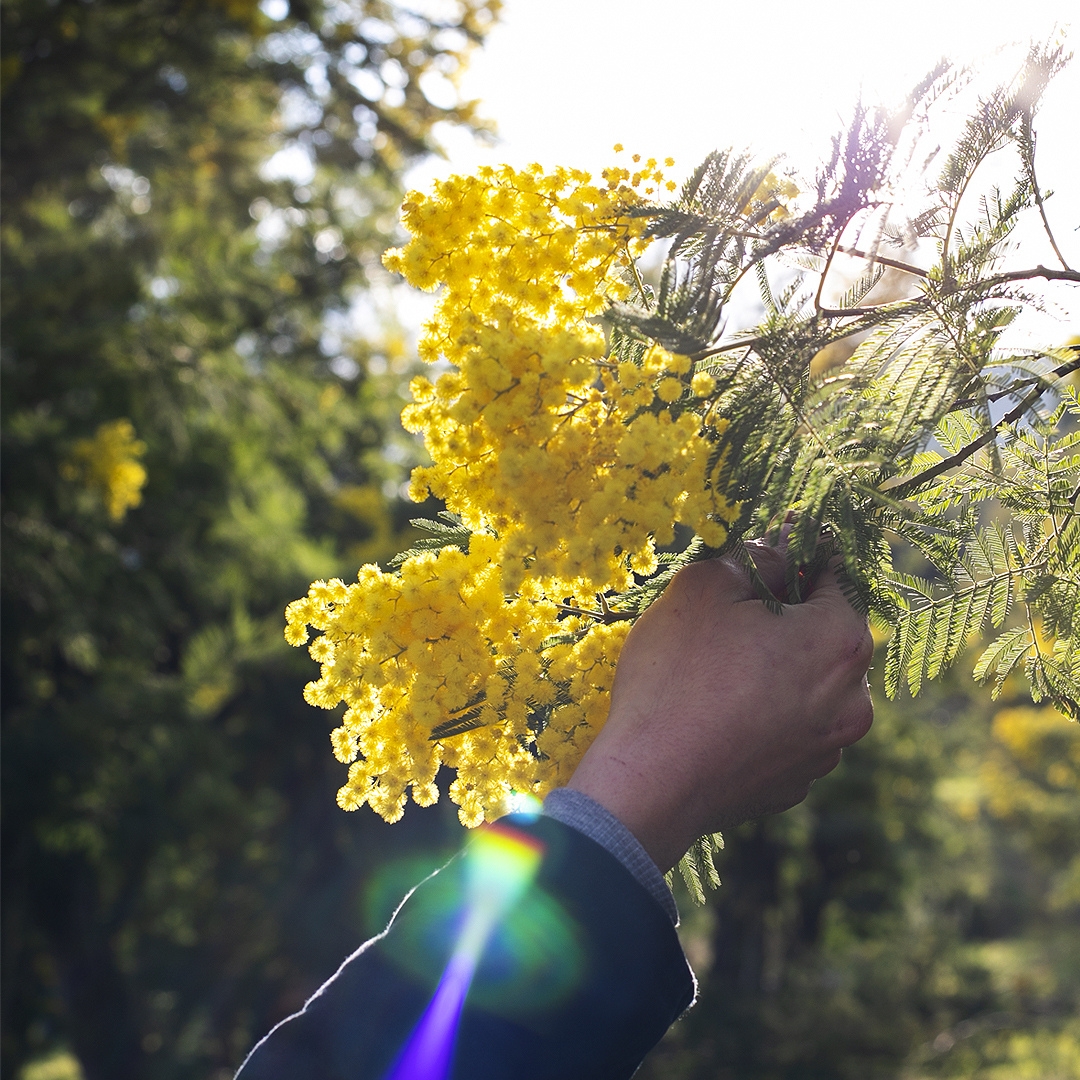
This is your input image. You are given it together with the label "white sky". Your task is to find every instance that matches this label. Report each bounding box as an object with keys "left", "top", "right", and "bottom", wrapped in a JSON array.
[
  {"left": 416, "top": 0, "right": 1076, "bottom": 181},
  {"left": 406, "top": 0, "right": 1080, "bottom": 289}
]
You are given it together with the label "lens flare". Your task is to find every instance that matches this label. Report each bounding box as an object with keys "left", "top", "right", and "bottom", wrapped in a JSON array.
[{"left": 384, "top": 822, "right": 545, "bottom": 1080}]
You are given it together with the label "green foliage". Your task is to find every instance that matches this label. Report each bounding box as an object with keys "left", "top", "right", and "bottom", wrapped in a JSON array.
[
  {"left": 1, "top": 2, "right": 497, "bottom": 1078},
  {"left": 669, "top": 832, "right": 724, "bottom": 907},
  {"left": 607, "top": 45, "right": 1079, "bottom": 721},
  {"left": 889, "top": 395, "right": 1080, "bottom": 712}
]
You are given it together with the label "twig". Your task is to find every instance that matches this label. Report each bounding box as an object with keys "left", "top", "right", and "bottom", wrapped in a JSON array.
[
  {"left": 597, "top": 593, "right": 633, "bottom": 622},
  {"left": 626, "top": 242, "right": 652, "bottom": 309},
  {"left": 819, "top": 264, "right": 1078, "bottom": 318},
  {"left": 814, "top": 229, "right": 843, "bottom": 315},
  {"left": 888, "top": 380, "right": 1049, "bottom": 498},
  {"left": 814, "top": 209, "right": 918, "bottom": 316},
  {"left": 818, "top": 300, "right": 894, "bottom": 318},
  {"left": 949, "top": 353, "right": 1080, "bottom": 409},
  {"left": 836, "top": 244, "right": 929, "bottom": 277},
  {"left": 692, "top": 337, "right": 765, "bottom": 361},
  {"left": 1032, "top": 180, "right": 1071, "bottom": 272},
  {"left": 970, "top": 265, "right": 1080, "bottom": 288},
  {"left": 939, "top": 130, "right": 1005, "bottom": 291},
  {"left": 556, "top": 602, "right": 633, "bottom": 624},
  {"left": 1021, "top": 116, "right": 1072, "bottom": 272}
]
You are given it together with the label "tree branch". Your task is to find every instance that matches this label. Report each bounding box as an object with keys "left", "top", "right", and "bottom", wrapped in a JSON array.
[
  {"left": 971, "top": 264, "right": 1080, "bottom": 288},
  {"left": 556, "top": 602, "right": 633, "bottom": 624},
  {"left": 836, "top": 244, "right": 929, "bottom": 277},
  {"left": 813, "top": 228, "right": 843, "bottom": 315},
  {"left": 692, "top": 337, "right": 765, "bottom": 361},
  {"left": 949, "top": 352, "right": 1080, "bottom": 409},
  {"left": 887, "top": 380, "right": 1050, "bottom": 499},
  {"left": 819, "top": 265, "right": 1078, "bottom": 318}
]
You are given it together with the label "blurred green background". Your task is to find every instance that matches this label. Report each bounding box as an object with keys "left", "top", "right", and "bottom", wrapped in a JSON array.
[{"left": 2, "top": 3, "right": 1077, "bottom": 1079}]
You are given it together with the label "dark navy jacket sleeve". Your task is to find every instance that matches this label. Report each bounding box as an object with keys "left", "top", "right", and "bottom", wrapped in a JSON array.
[{"left": 235, "top": 815, "right": 695, "bottom": 1079}]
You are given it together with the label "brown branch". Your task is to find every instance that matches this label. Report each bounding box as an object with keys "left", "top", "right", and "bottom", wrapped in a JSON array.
[
  {"left": 556, "top": 602, "right": 633, "bottom": 624},
  {"left": 836, "top": 245, "right": 929, "bottom": 277},
  {"left": 887, "top": 380, "right": 1049, "bottom": 499},
  {"left": 1033, "top": 182, "right": 1071, "bottom": 272},
  {"left": 814, "top": 208, "right": 921, "bottom": 317},
  {"left": 597, "top": 593, "right": 633, "bottom": 622},
  {"left": 692, "top": 337, "right": 764, "bottom": 361},
  {"left": 819, "top": 264, "right": 1078, "bottom": 318},
  {"left": 949, "top": 353, "right": 1080, "bottom": 409},
  {"left": 970, "top": 264, "right": 1080, "bottom": 288},
  {"left": 818, "top": 301, "right": 894, "bottom": 318},
  {"left": 813, "top": 229, "right": 843, "bottom": 315},
  {"left": 625, "top": 241, "right": 652, "bottom": 309}
]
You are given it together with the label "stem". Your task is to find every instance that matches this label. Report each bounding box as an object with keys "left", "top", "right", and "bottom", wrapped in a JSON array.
[
  {"left": 972, "top": 265, "right": 1080, "bottom": 288},
  {"left": 1025, "top": 602, "right": 1045, "bottom": 691},
  {"left": 597, "top": 593, "right": 632, "bottom": 621},
  {"left": 626, "top": 242, "right": 652, "bottom": 309},
  {"left": 836, "top": 245, "right": 929, "bottom": 277},
  {"left": 445, "top": 697, "right": 485, "bottom": 721},
  {"left": 556, "top": 602, "right": 633, "bottom": 624},
  {"left": 813, "top": 264, "right": 1077, "bottom": 320},
  {"left": 721, "top": 257, "right": 761, "bottom": 308},
  {"left": 888, "top": 379, "right": 1049, "bottom": 499},
  {"left": 692, "top": 337, "right": 765, "bottom": 361},
  {"left": 949, "top": 353, "right": 1080, "bottom": 409},
  {"left": 752, "top": 344, "right": 860, "bottom": 514},
  {"left": 1021, "top": 118, "right": 1072, "bottom": 272},
  {"left": 818, "top": 301, "right": 891, "bottom": 318},
  {"left": 813, "top": 229, "right": 843, "bottom": 315},
  {"left": 1033, "top": 183, "right": 1070, "bottom": 272}
]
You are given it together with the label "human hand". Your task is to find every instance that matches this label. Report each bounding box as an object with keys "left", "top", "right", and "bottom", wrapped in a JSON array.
[{"left": 566, "top": 536, "right": 874, "bottom": 872}]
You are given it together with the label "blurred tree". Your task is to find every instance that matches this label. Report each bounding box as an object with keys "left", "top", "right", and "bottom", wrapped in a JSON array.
[
  {"left": 637, "top": 654, "right": 1080, "bottom": 1080},
  {"left": 0, "top": 1, "right": 499, "bottom": 1077}
]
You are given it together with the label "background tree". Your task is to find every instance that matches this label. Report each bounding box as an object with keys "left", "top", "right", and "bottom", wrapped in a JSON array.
[{"left": 1, "top": 2, "right": 499, "bottom": 1077}]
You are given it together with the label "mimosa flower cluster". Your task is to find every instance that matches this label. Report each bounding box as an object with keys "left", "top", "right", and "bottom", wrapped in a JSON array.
[
  {"left": 63, "top": 418, "right": 148, "bottom": 521},
  {"left": 286, "top": 158, "right": 739, "bottom": 825}
]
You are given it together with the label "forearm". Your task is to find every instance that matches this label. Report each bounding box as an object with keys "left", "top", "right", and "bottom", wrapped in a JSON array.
[{"left": 236, "top": 813, "right": 693, "bottom": 1080}]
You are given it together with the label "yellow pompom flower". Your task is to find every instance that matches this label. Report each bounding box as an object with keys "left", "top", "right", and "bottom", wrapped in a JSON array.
[
  {"left": 287, "top": 160, "right": 741, "bottom": 826},
  {"left": 692, "top": 371, "right": 716, "bottom": 397},
  {"left": 657, "top": 377, "right": 684, "bottom": 403}
]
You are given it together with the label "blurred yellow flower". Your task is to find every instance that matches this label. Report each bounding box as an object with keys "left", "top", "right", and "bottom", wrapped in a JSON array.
[{"left": 62, "top": 418, "right": 147, "bottom": 521}]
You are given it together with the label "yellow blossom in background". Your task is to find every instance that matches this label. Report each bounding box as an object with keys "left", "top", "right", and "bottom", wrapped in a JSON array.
[
  {"left": 979, "top": 706, "right": 1080, "bottom": 822},
  {"left": 62, "top": 418, "right": 148, "bottom": 520},
  {"left": 286, "top": 160, "right": 740, "bottom": 825}
]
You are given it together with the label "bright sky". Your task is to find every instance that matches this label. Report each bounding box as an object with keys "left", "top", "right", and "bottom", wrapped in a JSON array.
[
  {"left": 417, "top": 0, "right": 1076, "bottom": 180},
  {"left": 408, "top": 0, "right": 1078, "bottom": 261}
]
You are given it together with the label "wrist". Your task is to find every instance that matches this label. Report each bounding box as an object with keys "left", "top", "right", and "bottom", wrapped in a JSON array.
[{"left": 566, "top": 745, "right": 696, "bottom": 874}]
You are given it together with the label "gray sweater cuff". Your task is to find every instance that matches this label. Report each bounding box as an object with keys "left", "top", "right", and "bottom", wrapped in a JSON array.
[{"left": 541, "top": 787, "right": 679, "bottom": 926}]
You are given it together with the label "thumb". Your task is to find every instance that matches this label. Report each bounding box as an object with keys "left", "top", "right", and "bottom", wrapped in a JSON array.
[
  {"left": 743, "top": 539, "right": 790, "bottom": 602},
  {"left": 803, "top": 555, "right": 865, "bottom": 619},
  {"left": 743, "top": 514, "right": 807, "bottom": 603}
]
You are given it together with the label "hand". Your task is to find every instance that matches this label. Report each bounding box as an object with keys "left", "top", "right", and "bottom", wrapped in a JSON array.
[{"left": 566, "top": 538, "right": 874, "bottom": 872}]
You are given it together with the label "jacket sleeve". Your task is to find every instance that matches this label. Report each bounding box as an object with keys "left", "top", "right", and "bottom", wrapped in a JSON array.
[{"left": 235, "top": 814, "right": 696, "bottom": 1080}]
